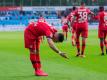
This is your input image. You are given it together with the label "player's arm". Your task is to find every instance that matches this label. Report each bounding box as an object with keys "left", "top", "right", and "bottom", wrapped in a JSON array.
[
  {"left": 66, "top": 14, "right": 74, "bottom": 31},
  {"left": 46, "top": 37, "right": 68, "bottom": 59},
  {"left": 88, "top": 9, "right": 95, "bottom": 18},
  {"left": 90, "top": 11, "right": 94, "bottom": 15}
]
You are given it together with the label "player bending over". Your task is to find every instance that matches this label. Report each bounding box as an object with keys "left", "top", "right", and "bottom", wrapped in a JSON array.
[
  {"left": 94, "top": 6, "right": 107, "bottom": 55},
  {"left": 71, "top": 2, "right": 94, "bottom": 57},
  {"left": 24, "top": 20, "right": 68, "bottom": 76}
]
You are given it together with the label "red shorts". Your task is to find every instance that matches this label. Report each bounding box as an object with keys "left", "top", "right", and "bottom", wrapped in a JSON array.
[
  {"left": 24, "top": 29, "right": 41, "bottom": 51},
  {"left": 98, "top": 29, "right": 107, "bottom": 38},
  {"left": 62, "top": 28, "right": 68, "bottom": 32},
  {"left": 76, "top": 27, "right": 88, "bottom": 38},
  {"left": 76, "top": 23, "right": 88, "bottom": 38},
  {"left": 72, "top": 22, "right": 77, "bottom": 33}
]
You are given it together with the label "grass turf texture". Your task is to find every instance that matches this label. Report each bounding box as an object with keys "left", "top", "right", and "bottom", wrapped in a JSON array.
[{"left": 0, "top": 30, "right": 107, "bottom": 80}]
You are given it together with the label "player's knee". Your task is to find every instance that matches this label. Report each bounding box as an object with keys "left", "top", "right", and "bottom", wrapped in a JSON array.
[
  {"left": 82, "top": 42, "right": 86, "bottom": 46},
  {"left": 36, "top": 49, "right": 39, "bottom": 54}
]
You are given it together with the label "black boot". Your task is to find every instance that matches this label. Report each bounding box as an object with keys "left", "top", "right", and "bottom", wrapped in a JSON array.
[{"left": 101, "top": 53, "right": 104, "bottom": 56}]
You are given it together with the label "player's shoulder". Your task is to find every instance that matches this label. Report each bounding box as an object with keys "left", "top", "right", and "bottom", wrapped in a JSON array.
[
  {"left": 104, "top": 11, "right": 107, "bottom": 15},
  {"left": 28, "top": 21, "right": 35, "bottom": 26},
  {"left": 39, "top": 21, "right": 51, "bottom": 28},
  {"left": 99, "top": 11, "right": 105, "bottom": 15},
  {"left": 77, "top": 7, "right": 87, "bottom": 11}
]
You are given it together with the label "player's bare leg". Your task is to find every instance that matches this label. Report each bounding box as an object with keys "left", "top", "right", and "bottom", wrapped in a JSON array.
[
  {"left": 63, "top": 31, "right": 66, "bottom": 40},
  {"left": 76, "top": 38, "right": 80, "bottom": 56},
  {"left": 80, "top": 37, "right": 86, "bottom": 58},
  {"left": 100, "top": 38, "right": 104, "bottom": 55},
  {"left": 43, "top": 36, "right": 45, "bottom": 40},
  {"left": 72, "top": 33, "right": 75, "bottom": 46},
  {"left": 40, "top": 36, "right": 43, "bottom": 43},
  {"left": 66, "top": 32, "right": 68, "bottom": 40},
  {"left": 72, "top": 31, "right": 76, "bottom": 46}
]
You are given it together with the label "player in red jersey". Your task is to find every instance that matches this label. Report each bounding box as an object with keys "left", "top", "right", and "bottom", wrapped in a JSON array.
[
  {"left": 66, "top": 6, "right": 77, "bottom": 46},
  {"left": 94, "top": 6, "right": 107, "bottom": 55},
  {"left": 71, "top": 2, "right": 94, "bottom": 57},
  {"left": 24, "top": 21, "right": 68, "bottom": 76},
  {"left": 61, "top": 16, "right": 68, "bottom": 40},
  {"left": 62, "top": 23, "right": 68, "bottom": 40}
]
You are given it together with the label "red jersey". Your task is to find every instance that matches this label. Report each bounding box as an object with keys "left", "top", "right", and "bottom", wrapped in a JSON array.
[
  {"left": 26, "top": 21, "right": 57, "bottom": 38},
  {"left": 66, "top": 11, "right": 77, "bottom": 23},
  {"left": 66, "top": 11, "right": 77, "bottom": 31},
  {"left": 74, "top": 7, "right": 91, "bottom": 23},
  {"left": 95, "top": 11, "right": 107, "bottom": 30},
  {"left": 73, "top": 7, "right": 92, "bottom": 29}
]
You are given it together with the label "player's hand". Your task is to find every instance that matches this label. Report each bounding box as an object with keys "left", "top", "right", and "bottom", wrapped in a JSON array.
[{"left": 59, "top": 52, "right": 69, "bottom": 59}]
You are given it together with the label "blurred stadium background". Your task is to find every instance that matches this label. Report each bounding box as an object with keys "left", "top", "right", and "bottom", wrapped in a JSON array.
[
  {"left": 0, "top": 0, "right": 107, "bottom": 31},
  {"left": 0, "top": 1, "right": 107, "bottom": 80}
]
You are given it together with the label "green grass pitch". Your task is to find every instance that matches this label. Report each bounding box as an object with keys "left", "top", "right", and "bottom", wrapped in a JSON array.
[{"left": 0, "top": 30, "right": 107, "bottom": 80}]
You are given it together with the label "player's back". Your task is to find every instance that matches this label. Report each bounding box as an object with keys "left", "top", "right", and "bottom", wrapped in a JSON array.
[
  {"left": 75, "top": 7, "right": 91, "bottom": 23},
  {"left": 67, "top": 11, "right": 76, "bottom": 23},
  {"left": 26, "top": 21, "right": 52, "bottom": 37}
]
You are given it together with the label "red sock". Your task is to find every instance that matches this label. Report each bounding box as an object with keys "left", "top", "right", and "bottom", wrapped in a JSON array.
[
  {"left": 76, "top": 40, "right": 80, "bottom": 53},
  {"left": 30, "top": 53, "right": 37, "bottom": 69},
  {"left": 81, "top": 41, "right": 86, "bottom": 55},
  {"left": 30, "top": 53, "right": 41, "bottom": 70},
  {"left": 35, "top": 54, "right": 41, "bottom": 70},
  {"left": 100, "top": 42, "right": 104, "bottom": 53}
]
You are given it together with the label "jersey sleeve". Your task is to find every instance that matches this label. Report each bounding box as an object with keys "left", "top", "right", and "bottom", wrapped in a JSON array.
[
  {"left": 94, "top": 13, "right": 100, "bottom": 20},
  {"left": 66, "top": 12, "right": 75, "bottom": 23},
  {"left": 87, "top": 8, "right": 94, "bottom": 15}
]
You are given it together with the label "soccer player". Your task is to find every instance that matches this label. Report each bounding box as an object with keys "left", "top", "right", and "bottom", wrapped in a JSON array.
[
  {"left": 24, "top": 21, "right": 68, "bottom": 76},
  {"left": 94, "top": 6, "right": 107, "bottom": 55},
  {"left": 37, "top": 15, "right": 46, "bottom": 42},
  {"left": 66, "top": 6, "right": 77, "bottom": 46},
  {"left": 61, "top": 16, "right": 69, "bottom": 40},
  {"left": 71, "top": 2, "right": 94, "bottom": 57},
  {"left": 62, "top": 23, "right": 68, "bottom": 40}
]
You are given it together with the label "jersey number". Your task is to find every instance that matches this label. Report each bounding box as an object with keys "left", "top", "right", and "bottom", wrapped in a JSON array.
[{"left": 78, "top": 11, "right": 87, "bottom": 23}]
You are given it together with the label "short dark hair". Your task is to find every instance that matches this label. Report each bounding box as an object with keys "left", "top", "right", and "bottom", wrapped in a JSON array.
[
  {"left": 40, "top": 14, "right": 43, "bottom": 17},
  {"left": 99, "top": 6, "right": 104, "bottom": 12},
  {"left": 72, "top": 6, "right": 76, "bottom": 11},
  {"left": 57, "top": 33, "right": 64, "bottom": 42}
]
